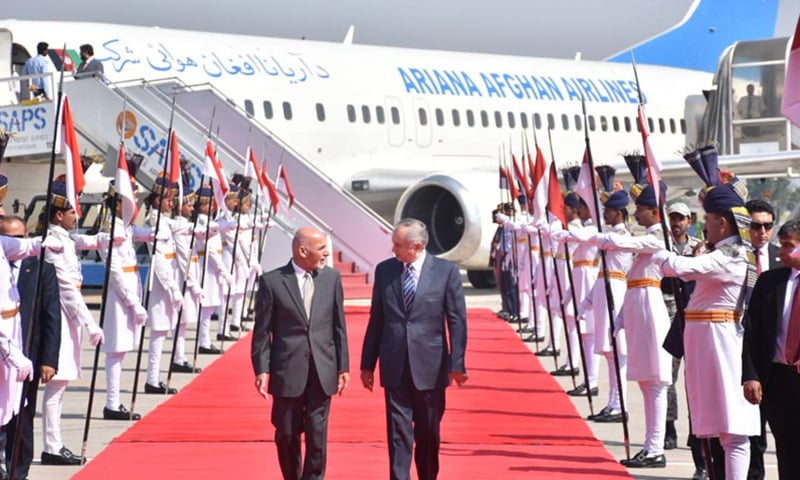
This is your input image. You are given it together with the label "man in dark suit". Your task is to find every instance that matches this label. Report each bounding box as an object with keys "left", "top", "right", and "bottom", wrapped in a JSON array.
[
  {"left": 743, "top": 219, "right": 800, "bottom": 479},
  {"left": 74, "top": 44, "right": 104, "bottom": 79},
  {"left": 743, "top": 198, "right": 778, "bottom": 480},
  {"left": 1, "top": 216, "right": 61, "bottom": 480},
  {"left": 360, "top": 218, "right": 468, "bottom": 480},
  {"left": 251, "top": 226, "right": 349, "bottom": 480}
]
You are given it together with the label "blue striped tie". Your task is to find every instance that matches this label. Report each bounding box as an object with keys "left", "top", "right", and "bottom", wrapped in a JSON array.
[{"left": 402, "top": 264, "right": 416, "bottom": 312}]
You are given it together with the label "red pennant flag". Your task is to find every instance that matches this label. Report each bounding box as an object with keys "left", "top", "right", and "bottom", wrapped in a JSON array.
[
  {"left": 60, "top": 97, "right": 85, "bottom": 217},
  {"left": 547, "top": 162, "right": 567, "bottom": 227},
  {"left": 169, "top": 130, "right": 182, "bottom": 206},
  {"left": 531, "top": 145, "right": 548, "bottom": 219},
  {"left": 637, "top": 104, "right": 662, "bottom": 207},
  {"left": 512, "top": 155, "right": 531, "bottom": 200},
  {"left": 576, "top": 150, "right": 599, "bottom": 224},
  {"left": 202, "top": 140, "right": 229, "bottom": 213},
  {"left": 277, "top": 164, "right": 295, "bottom": 209},
  {"left": 115, "top": 143, "right": 138, "bottom": 225},
  {"left": 782, "top": 15, "right": 800, "bottom": 125},
  {"left": 498, "top": 165, "right": 509, "bottom": 190},
  {"left": 245, "top": 147, "right": 262, "bottom": 185},
  {"left": 260, "top": 160, "right": 280, "bottom": 214}
]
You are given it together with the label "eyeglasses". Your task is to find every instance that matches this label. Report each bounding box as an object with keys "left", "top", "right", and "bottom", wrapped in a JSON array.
[{"left": 749, "top": 221, "right": 774, "bottom": 231}]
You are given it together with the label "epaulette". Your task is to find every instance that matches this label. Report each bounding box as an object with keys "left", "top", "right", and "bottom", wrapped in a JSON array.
[{"left": 716, "top": 242, "right": 746, "bottom": 259}]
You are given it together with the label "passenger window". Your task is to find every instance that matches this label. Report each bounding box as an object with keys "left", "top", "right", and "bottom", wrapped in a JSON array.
[
  {"left": 263, "top": 101, "right": 274, "bottom": 120},
  {"left": 315, "top": 103, "right": 326, "bottom": 122}
]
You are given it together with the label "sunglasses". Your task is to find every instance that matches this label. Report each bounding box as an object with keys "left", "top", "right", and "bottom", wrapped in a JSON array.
[{"left": 749, "top": 222, "right": 774, "bottom": 231}]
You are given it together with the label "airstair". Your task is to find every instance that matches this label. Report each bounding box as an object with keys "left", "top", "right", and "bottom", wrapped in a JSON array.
[{"left": 0, "top": 73, "right": 390, "bottom": 297}]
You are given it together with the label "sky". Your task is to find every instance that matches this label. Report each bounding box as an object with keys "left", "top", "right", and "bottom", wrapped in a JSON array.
[{"left": 2, "top": 0, "right": 698, "bottom": 60}]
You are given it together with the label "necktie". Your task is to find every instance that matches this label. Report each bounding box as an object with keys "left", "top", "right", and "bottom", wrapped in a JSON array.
[
  {"left": 303, "top": 272, "right": 314, "bottom": 318},
  {"left": 747, "top": 96, "right": 753, "bottom": 117},
  {"left": 754, "top": 248, "right": 762, "bottom": 276},
  {"left": 402, "top": 264, "right": 416, "bottom": 312},
  {"left": 785, "top": 274, "right": 800, "bottom": 364}
]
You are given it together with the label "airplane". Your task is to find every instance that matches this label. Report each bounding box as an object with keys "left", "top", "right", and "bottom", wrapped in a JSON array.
[{"left": 0, "top": 0, "right": 795, "bottom": 288}]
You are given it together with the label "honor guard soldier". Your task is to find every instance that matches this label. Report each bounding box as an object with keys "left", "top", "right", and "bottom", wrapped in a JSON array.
[
  {"left": 655, "top": 147, "right": 760, "bottom": 479},
  {"left": 41, "top": 180, "right": 105, "bottom": 466},
  {"left": 144, "top": 175, "right": 182, "bottom": 394},
  {"left": 216, "top": 181, "right": 242, "bottom": 340},
  {"left": 172, "top": 185, "right": 201, "bottom": 373}
]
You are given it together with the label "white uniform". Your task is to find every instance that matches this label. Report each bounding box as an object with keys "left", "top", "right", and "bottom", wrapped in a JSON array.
[
  {"left": 196, "top": 214, "right": 229, "bottom": 349},
  {"left": 147, "top": 210, "right": 181, "bottom": 332},
  {"left": 43, "top": 225, "right": 104, "bottom": 455},
  {"left": 596, "top": 223, "right": 670, "bottom": 457},
  {"left": 657, "top": 236, "right": 760, "bottom": 437},
  {"left": 0, "top": 237, "right": 43, "bottom": 426}
]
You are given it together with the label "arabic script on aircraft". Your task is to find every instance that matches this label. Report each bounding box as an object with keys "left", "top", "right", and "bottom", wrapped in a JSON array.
[{"left": 97, "top": 39, "right": 331, "bottom": 84}]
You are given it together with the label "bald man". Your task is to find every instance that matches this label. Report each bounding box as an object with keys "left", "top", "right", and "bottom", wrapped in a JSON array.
[{"left": 251, "top": 227, "right": 350, "bottom": 480}]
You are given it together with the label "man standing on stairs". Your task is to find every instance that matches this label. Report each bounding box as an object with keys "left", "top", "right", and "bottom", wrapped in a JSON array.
[
  {"left": 252, "top": 226, "right": 349, "bottom": 480},
  {"left": 360, "top": 218, "right": 468, "bottom": 480}
]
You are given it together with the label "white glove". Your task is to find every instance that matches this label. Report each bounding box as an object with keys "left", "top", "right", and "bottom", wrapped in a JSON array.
[
  {"left": 133, "top": 303, "right": 148, "bottom": 326},
  {"left": 112, "top": 235, "right": 125, "bottom": 247},
  {"left": 171, "top": 288, "right": 184, "bottom": 311},
  {"left": 249, "top": 263, "right": 262, "bottom": 278},
  {"left": 87, "top": 322, "right": 105, "bottom": 346},
  {"left": 551, "top": 230, "right": 570, "bottom": 242},
  {"left": 5, "top": 347, "right": 33, "bottom": 382},
  {"left": 221, "top": 272, "right": 234, "bottom": 288},
  {"left": 495, "top": 213, "right": 509, "bottom": 224},
  {"left": 570, "top": 228, "right": 596, "bottom": 243},
  {"left": 652, "top": 249, "right": 673, "bottom": 266},
  {"left": 255, "top": 220, "right": 267, "bottom": 231},
  {"left": 41, "top": 235, "right": 63, "bottom": 253},
  {"left": 188, "top": 282, "right": 204, "bottom": 301}
]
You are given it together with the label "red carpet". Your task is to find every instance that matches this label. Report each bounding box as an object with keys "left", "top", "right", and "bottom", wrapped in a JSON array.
[{"left": 73, "top": 307, "right": 631, "bottom": 479}]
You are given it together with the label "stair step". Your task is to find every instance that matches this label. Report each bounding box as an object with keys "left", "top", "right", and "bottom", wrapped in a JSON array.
[{"left": 342, "top": 284, "right": 373, "bottom": 300}]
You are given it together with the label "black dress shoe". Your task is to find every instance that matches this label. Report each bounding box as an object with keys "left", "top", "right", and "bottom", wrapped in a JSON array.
[
  {"left": 586, "top": 406, "right": 612, "bottom": 421},
  {"left": 103, "top": 404, "right": 141, "bottom": 421},
  {"left": 593, "top": 409, "right": 627, "bottom": 423},
  {"left": 41, "top": 446, "right": 82, "bottom": 465},
  {"left": 172, "top": 361, "right": 202, "bottom": 373},
  {"left": 535, "top": 347, "right": 560, "bottom": 357},
  {"left": 144, "top": 382, "right": 178, "bottom": 394},
  {"left": 620, "top": 449, "right": 666, "bottom": 468},
  {"left": 692, "top": 468, "right": 708, "bottom": 480},
  {"left": 550, "top": 364, "right": 579, "bottom": 376},
  {"left": 522, "top": 334, "right": 546, "bottom": 343},
  {"left": 216, "top": 333, "right": 236, "bottom": 341},
  {"left": 516, "top": 324, "right": 534, "bottom": 333},
  {"left": 496, "top": 310, "right": 509, "bottom": 319},
  {"left": 663, "top": 436, "right": 678, "bottom": 450},
  {"left": 199, "top": 345, "right": 221, "bottom": 355},
  {"left": 567, "top": 384, "right": 598, "bottom": 397},
  {"left": 230, "top": 324, "right": 251, "bottom": 332}
]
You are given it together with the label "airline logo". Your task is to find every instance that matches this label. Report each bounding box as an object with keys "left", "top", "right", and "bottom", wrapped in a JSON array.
[{"left": 398, "top": 67, "right": 647, "bottom": 104}]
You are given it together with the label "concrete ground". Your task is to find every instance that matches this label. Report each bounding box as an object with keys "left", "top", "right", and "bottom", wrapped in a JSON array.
[{"left": 19, "top": 285, "right": 777, "bottom": 480}]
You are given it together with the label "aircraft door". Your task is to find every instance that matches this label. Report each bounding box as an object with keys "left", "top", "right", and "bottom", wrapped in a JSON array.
[
  {"left": 411, "top": 98, "right": 433, "bottom": 148},
  {"left": 384, "top": 96, "right": 404, "bottom": 147}
]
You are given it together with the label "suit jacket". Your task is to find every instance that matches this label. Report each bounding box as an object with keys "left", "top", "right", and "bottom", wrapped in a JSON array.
[
  {"left": 75, "top": 57, "right": 104, "bottom": 78},
  {"left": 742, "top": 266, "right": 790, "bottom": 385},
  {"left": 17, "top": 257, "right": 61, "bottom": 373},
  {"left": 251, "top": 261, "right": 349, "bottom": 398},
  {"left": 767, "top": 243, "right": 781, "bottom": 270},
  {"left": 361, "top": 255, "right": 467, "bottom": 391}
]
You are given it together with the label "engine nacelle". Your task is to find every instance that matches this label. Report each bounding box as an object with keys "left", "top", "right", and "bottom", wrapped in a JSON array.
[{"left": 394, "top": 170, "right": 500, "bottom": 270}]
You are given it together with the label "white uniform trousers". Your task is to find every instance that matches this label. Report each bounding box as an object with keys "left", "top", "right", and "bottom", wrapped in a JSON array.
[
  {"left": 639, "top": 380, "right": 668, "bottom": 456},
  {"left": 146, "top": 331, "right": 167, "bottom": 386},
  {"left": 105, "top": 352, "right": 125, "bottom": 411},
  {"left": 174, "top": 324, "right": 188, "bottom": 365},
  {"left": 42, "top": 379, "right": 68, "bottom": 454},
  {"left": 603, "top": 351, "right": 627, "bottom": 412},
  {"left": 719, "top": 432, "right": 750, "bottom": 480},
  {"left": 198, "top": 306, "right": 215, "bottom": 348},
  {"left": 581, "top": 332, "right": 600, "bottom": 389}
]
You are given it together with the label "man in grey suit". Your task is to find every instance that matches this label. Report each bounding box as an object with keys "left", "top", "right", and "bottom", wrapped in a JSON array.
[
  {"left": 74, "top": 44, "right": 104, "bottom": 79},
  {"left": 360, "top": 218, "right": 468, "bottom": 480},
  {"left": 251, "top": 227, "right": 350, "bottom": 480}
]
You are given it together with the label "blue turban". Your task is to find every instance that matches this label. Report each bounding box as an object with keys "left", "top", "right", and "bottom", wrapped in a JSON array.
[
  {"left": 564, "top": 192, "right": 580, "bottom": 208},
  {"left": 603, "top": 190, "right": 629, "bottom": 210},
  {"left": 50, "top": 181, "right": 70, "bottom": 209}
]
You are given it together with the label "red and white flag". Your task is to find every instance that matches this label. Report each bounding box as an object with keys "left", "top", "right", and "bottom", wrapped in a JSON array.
[
  {"left": 530, "top": 145, "right": 549, "bottom": 220},
  {"left": 576, "top": 150, "right": 599, "bottom": 224},
  {"left": 168, "top": 130, "right": 182, "bottom": 207},
  {"left": 260, "top": 159, "right": 280, "bottom": 214},
  {"left": 202, "top": 139, "right": 229, "bottom": 213},
  {"left": 547, "top": 162, "right": 567, "bottom": 228},
  {"left": 245, "top": 147, "right": 261, "bottom": 183},
  {"left": 511, "top": 154, "right": 531, "bottom": 201},
  {"left": 276, "top": 164, "right": 295, "bottom": 209},
  {"left": 116, "top": 143, "right": 138, "bottom": 226},
  {"left": 782, "top": 15, "right": 800, "bottom": 126},
  {"left": 59, "top": 97, "right": 86, "bottom": 217},
  {"left": 637, "top": 104, "right": 662, "bottom": 207}
]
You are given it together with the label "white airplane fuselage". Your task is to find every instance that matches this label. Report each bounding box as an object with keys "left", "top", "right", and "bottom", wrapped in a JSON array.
[{"left": 1, "top": 20, "right": 712, "bottom": 272}]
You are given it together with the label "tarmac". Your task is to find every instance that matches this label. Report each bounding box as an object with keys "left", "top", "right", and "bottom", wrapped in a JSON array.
[{"left": 19, "top": 284, "right": 778, "bottom": 480}]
